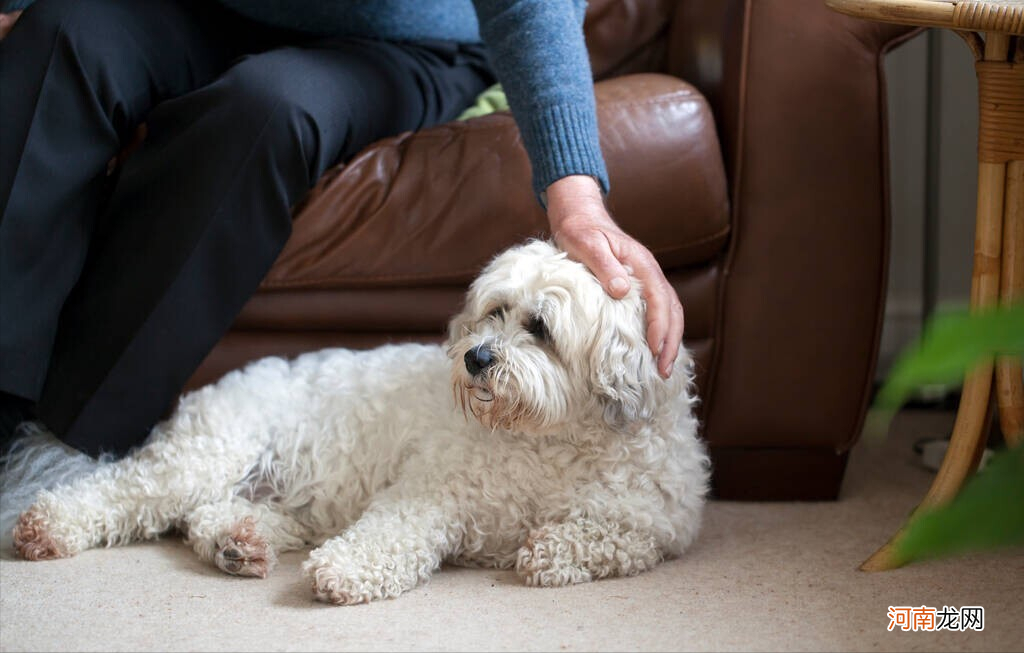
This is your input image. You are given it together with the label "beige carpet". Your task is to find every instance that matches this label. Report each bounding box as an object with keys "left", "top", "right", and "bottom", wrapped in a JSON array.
[{"left": 1, "top": 409, "right": 1021, "bottom": 652}]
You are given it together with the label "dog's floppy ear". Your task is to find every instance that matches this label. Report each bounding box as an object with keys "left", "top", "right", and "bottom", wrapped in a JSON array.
[{"left": 588, "top": 296, "right": 660, "bottom": 427}]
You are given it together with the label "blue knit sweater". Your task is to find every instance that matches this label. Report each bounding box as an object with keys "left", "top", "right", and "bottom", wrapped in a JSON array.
[{"left": 1, "top": 0, "right": 609, "bottom": 199}]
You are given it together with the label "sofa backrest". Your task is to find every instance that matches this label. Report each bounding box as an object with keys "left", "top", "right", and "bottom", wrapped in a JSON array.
[{"left": 584, "top": 0, "right": 676, "bottom": 80}]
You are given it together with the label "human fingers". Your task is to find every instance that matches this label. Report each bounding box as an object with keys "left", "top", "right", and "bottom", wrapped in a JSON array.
[
  {"left": 620, "top": 246, "right": 684, "bottom": 378},
  {"left": 554, "top": 223, "right": 632, "bottom": 299}
]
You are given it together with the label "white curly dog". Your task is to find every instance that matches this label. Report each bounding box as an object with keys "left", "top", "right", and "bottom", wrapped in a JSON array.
[{"left": 13, "top": 239, "right": 709, "bottom": 604}]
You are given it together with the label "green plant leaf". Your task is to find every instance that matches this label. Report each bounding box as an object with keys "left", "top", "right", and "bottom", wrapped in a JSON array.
[
  {"left": 865, "top": 304, "right": 1024, "bottom": 441},
  {"left": 893, "top": 444, "right": 1024, "bottom": 564},
  {"left": 877, "top": 305, "right": 1024, "bottom": 409}
]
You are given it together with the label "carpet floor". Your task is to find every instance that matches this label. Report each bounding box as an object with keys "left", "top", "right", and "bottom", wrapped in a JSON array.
[{"left": 0, "top": 408, "right": 1020, "bottom": 652}]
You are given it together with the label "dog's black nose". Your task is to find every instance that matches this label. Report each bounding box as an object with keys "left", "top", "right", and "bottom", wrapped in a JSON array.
[{"left": 464, "top": 345, "right": 494, "bottom": 375}]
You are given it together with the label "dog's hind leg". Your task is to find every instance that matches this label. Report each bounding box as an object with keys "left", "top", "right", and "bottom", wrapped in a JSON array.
[
  {"left": 185, "top": 498, "right": 312, "bottom": 578},
  {"left": 13, "top": 392, "right": 279, "bottom": 560},
  {"left": 12, "top": 436, "right": 254, "bottom": 561}
]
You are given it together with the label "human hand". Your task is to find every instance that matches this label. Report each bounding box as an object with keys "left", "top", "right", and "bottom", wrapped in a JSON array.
[
  {"left": 0, "top": 11, "right": 21, "bottom": 40},
  {"left": 545, "top": 175, "right": 684, "bottom": 379}
]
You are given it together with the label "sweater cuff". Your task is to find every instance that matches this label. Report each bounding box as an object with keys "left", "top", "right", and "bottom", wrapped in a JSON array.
[
  {"left": 519, "top": 103, "right": 610, "bottom": 204},
  {"left": 1, "top": 0, "right": 32, "bottom": 12}
]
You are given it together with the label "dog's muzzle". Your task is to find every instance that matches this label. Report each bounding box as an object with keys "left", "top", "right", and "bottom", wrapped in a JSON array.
[{"left": 464, "top": 344, "right": 494, "bottom": 376}]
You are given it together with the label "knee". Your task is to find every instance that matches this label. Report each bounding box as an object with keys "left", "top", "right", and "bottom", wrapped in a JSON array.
[
  {"left": 20, "top": 0, "right": 117, "bottom": 38},
  {"left": 17, "top": 0, "right": 130, "bottom": 66},
  {"left": 212, "top": 61, "right": 340, "bottom": 182}
]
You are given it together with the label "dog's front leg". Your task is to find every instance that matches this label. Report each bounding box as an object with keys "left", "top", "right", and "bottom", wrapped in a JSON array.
[
  {"left": 515, "top": 517, "right": 662, "bottom": 587},
  {"left": 302, "top": 490, "right": 459, "bottom": 605}
]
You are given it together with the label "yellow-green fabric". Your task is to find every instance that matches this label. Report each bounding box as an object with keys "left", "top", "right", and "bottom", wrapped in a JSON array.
[{"left": 457, "top": 84, "right": 508, "bottom": 120}]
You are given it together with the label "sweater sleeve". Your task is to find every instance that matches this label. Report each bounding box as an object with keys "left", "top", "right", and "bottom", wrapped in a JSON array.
[
  {"left": 1, "top": 0, "right": 32, "bottom": 12},
  {"left": 471, "top": 0, "right": 609, "bottom": 202}
]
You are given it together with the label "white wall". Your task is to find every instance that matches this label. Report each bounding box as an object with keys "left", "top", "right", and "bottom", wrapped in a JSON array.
[{"left": 879, "top": 29, "right": 978, "bottom": 379}]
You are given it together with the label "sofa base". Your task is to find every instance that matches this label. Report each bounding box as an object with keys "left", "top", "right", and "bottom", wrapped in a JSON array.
[{"left": 708, "top": 447, "right": 851, "bottom": 501}]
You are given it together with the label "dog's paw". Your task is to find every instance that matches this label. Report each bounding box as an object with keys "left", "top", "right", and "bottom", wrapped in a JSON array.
[
  {"left": 515, "top": 527, "right": 592, "bottom": 587},
  {"left": 13, "top": 507, "right": 71, "bottom": 561},
  {"left": 308, "top": 571, "right": 372, "bottom": 606},
  {"left": 304, "top": 560, "right": 375, "bottom": 606},
  {"left": 302, "top": 546, "right": 397, "bottom": 606},
  {"left": 214, "top": 518, "right": 275, "bottom": 578}
]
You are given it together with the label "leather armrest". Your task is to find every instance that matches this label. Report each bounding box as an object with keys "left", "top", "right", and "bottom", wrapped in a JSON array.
[{"left": 666, "top": 0, "right": 920, "bottom": 451}]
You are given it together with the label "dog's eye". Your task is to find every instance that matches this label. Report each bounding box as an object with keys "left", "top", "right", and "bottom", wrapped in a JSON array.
[
  {"left": 487, "top": 305, "right": 506, "bottom": 320},
  {"left": 526, "top": 315, "right": 548, "bottom": 341}
]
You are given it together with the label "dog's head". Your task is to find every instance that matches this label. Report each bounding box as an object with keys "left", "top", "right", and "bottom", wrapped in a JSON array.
[{"left": 447, "top": 239, "right": 691, "bottom": 437}]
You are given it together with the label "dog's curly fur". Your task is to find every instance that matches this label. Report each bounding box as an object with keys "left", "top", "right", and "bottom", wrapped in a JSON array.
[{"left": 12, "top": 240, "right": 709, "bottom": 604}]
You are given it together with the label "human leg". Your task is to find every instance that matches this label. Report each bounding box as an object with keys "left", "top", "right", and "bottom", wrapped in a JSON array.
[
  {"left": 0, "top": 0, "right": 243, "bottom": 415},
  {"left": 36, "top": 37, "right": 494, "bottom": 456}
]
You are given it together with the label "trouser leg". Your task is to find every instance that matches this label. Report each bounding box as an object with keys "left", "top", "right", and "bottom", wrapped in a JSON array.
[
  {"left": 38, "top": 38, "right": 495, "bottom": 456},
  {"left": 0, "top": 0, "right": 241, "bottom": 401}
]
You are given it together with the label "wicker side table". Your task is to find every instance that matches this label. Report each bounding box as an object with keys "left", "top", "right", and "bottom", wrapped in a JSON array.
[{"left": 825, "top": 0, "right": 1023, "bottom": 571}]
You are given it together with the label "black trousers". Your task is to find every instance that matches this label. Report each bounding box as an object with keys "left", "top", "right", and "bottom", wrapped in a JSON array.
[{"left": 0, "top": 0, "right": 494, "bottom": 456}]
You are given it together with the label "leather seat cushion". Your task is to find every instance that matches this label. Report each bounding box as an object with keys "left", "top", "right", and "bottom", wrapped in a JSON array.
[{"left": 259, "top": 72, "right": 730, "bottom": 291}]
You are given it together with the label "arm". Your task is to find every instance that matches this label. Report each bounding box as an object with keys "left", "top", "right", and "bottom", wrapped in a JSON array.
[{"left": 472, "top": 0, "right": 684, "bottom": 377}]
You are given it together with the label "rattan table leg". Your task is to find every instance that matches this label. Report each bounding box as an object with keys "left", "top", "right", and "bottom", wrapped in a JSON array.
[
  {"left": 860, "top": 32, "right": 1014, "bottom": 572},
  {"left": 996, "top": 160, "right": 1024, "bottom": 446},
  {"left": 859, "top": 365, "right": 997, "bottom": 571}
]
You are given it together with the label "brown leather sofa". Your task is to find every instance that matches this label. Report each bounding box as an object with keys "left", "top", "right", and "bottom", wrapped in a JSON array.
[{"left": 184, "top": 0, "right": 917, "bottom": 501}]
